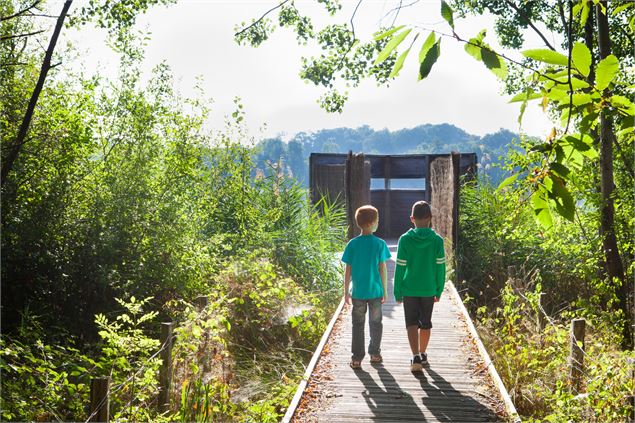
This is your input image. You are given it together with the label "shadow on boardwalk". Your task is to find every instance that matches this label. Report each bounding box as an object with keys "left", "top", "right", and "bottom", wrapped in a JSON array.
[{"left": 354, "top": 364, "right": 502, "bottom": 422}]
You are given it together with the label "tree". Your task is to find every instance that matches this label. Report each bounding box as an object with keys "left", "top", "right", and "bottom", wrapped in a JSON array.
[
  {"left": 1, "top": 0, "right": 174, "bottom": 187},
  {"left": 235, "top": 0, "right": 634, "bottom": 348}
]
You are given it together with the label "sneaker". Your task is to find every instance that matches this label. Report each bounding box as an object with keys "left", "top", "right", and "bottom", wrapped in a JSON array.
[
  {"left": 420, "top": 352, "right": 428, "bottom": 364},
  {"left": 410, "top": 355, "right": 423, "bottom": 372}
]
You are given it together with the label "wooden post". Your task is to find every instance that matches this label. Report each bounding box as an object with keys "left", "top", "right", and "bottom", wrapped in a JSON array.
[
  {"left": 158, "top": 322, "right": 175, "bottom": 411},
  {"left": 383, "top": 156, "right": 391, "bottom": 238},
  {"left": 89, "top": 377, "right": 110, "bottom": 422},
  {"left": 568, "top": 318, "right": 586, "bottom": 393},
  {"left": 537, "top": 292, "right": 547, "bottom": 332},
  {"left": 345, "top": 152, "right": 370, "bottom": 239},
  {"left": 628, "top": 358, "right": 635, "bottom": 422},
  {"left": 194, "top": 295, "right": 208, "bottom": 310},
  {"left": 450, "top": 152, "right": 460, "bottom": 253}
]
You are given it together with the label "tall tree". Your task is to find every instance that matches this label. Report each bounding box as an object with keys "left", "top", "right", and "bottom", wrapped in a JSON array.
[{"left": 1, "top": 0, "right": 175, "bottom": 187}]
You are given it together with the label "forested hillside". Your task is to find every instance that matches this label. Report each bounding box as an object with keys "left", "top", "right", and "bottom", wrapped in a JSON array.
[{"left": 254, "top": 124, "right": 518, "bottom": 185}]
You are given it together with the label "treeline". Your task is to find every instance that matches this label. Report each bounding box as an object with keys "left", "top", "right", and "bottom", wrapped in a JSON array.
[{"left": 254, "top": 124, "right": 520, "bottom": 185}]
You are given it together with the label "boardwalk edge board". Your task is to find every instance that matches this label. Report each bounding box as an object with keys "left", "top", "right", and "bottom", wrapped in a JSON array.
[
  {"left": 282, "top": 297, "right": 346, "bottom": 423},
  {"left": 448, "top": 279, "right": 521, "bottom": 423}
]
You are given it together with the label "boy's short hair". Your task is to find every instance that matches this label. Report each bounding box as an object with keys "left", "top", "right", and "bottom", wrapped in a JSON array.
[
  {"left": 411, "top": 201, "right": 432, "bottom": 220},
  {"left": 355, "top": 205, "right": 378, "bottom": 228}
]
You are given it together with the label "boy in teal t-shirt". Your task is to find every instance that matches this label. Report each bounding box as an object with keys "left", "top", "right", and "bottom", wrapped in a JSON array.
[
  {"left": 394, "top": 200, "right": 445, "bottom": 372},
  {"left": 342, "top": 205, "right": 391, "bottom": 369}
]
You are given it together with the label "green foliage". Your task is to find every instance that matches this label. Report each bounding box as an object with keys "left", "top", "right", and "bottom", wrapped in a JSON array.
[
  {"left": 2, "top": 9, "right": 346, "bottom": 421},
  {"left": 179, "top": 378, "right": 236, "bottom": 423},
  {"left": 478, "top": 284, "right": 634, "bottom": 422},
  {"left": 458, "top": 180, "right": 620, "bottom": 316},
  {"left": 464, "top": 29, "right": 507, "bottom": 79},
  {"left": 94, "top": 296, "right": 162, "bottom": 422},
  {"left": 0, "top": 332, "right": 92, "bottom": 421}
]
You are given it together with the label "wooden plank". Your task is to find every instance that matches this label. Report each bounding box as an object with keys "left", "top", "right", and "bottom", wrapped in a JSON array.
[{"left": 291, "top": 245, "right": 512, "bottom": 423}]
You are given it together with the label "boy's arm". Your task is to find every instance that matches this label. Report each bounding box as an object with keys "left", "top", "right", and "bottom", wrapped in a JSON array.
[
  {"left": 436, "top": 238, "right": 446, "bottom": 299},
  {"left": 394, "top": 238, "right": 407, "bottom": 302},
  {"left": 344, "top": 264, "right": 352, "bottom": 305},
  {"left": 378, "top": 261, "right": 387, "bottom": 303}
]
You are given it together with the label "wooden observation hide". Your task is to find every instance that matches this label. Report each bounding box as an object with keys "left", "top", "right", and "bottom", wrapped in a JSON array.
[{"left": 309, "top": 152, "right": 476, "bottom": 248}]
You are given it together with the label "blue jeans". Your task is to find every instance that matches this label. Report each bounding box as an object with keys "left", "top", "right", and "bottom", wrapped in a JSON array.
[{"left": 351, "top": 298, "right": 383, "bottom": 361}]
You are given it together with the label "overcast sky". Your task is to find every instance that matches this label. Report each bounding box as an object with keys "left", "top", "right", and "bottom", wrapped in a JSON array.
[{"left": 60, "top": 0, "right": 555, "bottom": 141}]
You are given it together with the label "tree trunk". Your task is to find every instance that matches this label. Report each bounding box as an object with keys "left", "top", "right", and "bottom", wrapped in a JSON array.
[
  {"left": 596, "top": 1, "right": 632, "bottom": 350},
  {"left": 1, "top": 0, "right": 73, "bottom": 186}
]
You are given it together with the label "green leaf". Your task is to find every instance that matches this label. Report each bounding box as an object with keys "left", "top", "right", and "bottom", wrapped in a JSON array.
[
  {"left": 547, "top": 76, "right": 591, "bottom": 90},
  {"left": 375, "top": 28, "right": 412, "bottom": 64},
  {"left": 579, "top": 1, "right": 591, "bottom": 27},
  {"left": 374, "top": 25, "right": 405, "bottom": 41},
  {"left": 495, "top": 173, "right": 519, "bottom": 193},
  {"left": 522, "top": 49, "right": 569, "bottom": 66},
  {"left": 546, "top": 89, "right": 568, "bottom": 103},
  {"left": 572, "top": 42, "right": 591, "bottom": 77},
  {"left": 441, "top": 0, "right": 454, "bottom": 29},
  {"left": 549, "top": 177, "right": 575, "bottom": 221},
  {"left": 549, "top": 162, "right": 570, "bottom": 178},
  {"left": 418, "top": 32, "right": 436, "bottom": 63},
  {"left": 595, "top": 54, "right": 619, "bottom": 91},
  {"left": 509, "top": 89, "right": 542, "bottom": 103},
  {"left": 612, "top": 3, "right": 633, "bottom": 16},
  {"left": 419, "top": 40, "right": 441, "bottom": 80},
  {"left": 571, "top": 93, "right": 592, "bottom": 106},
  {"left": 531, "top": 188, "right": 553, "bottom": 229},
  {"left": 465, "top": 30, "right": 507, "bottom": 79},
  {"left": 390, "top": 47, "right": 411, "bottom": 78},
  {"left": 579, "top": 112, "right": 599, "bottom": 133},
  {"left": 565, "top": 134, "right": 591, "bottom": 152},
  {"left": 610, "top": 95, "right": 635, "bottom": 116}
]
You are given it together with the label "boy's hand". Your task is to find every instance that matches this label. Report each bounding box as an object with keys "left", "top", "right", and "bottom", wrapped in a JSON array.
[
  {"left": 434, "top": 296, "right": 439, "bottom": 303},
  {"left": 345, "top": 294, "right": 352, "bottom": 305},
  {"left": 381, "top": 295, "right": 387, "bottom": 304}
]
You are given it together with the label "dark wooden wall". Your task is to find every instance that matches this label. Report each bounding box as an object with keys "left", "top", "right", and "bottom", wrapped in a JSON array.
[{"left": 310, "top": 152, "right": 477, "bottom": 240}]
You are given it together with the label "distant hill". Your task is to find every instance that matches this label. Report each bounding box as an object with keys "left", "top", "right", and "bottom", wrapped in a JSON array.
[{"left": 253, "top": 124, "right": 521, "bottom": 185}]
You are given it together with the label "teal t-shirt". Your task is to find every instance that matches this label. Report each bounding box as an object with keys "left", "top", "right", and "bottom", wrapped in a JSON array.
[{"left": 341, "top": 234, "right": 392, "bottom": 299}]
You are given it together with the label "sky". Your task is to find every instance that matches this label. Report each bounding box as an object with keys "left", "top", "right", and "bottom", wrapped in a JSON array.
[{"left": 58, "top": 0, "right": 556, "bottom": 141}]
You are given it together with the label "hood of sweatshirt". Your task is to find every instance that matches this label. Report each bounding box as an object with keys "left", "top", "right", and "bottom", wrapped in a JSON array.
[{"left": 404, "top": 227, "right": 438, "bottom": 246}]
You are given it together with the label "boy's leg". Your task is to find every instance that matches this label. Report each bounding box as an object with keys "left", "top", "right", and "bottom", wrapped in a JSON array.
[
  {"left": 419, "top": 329, "right": 431, "bottom": 353},
  {"left": 418, "top": 296, "right": 435, "bottom": 354},
  {"left": 403, "top": 297, "right": 420, "bottom": 355},
  {"left": 406, "top": 325, "right": 420, "bottom": 355},
  {"left": 351, "top": 299, "right": 367, "bottom": 361},
  {"left": 367, "top": 298, "right": 383, "bottom": 356}
]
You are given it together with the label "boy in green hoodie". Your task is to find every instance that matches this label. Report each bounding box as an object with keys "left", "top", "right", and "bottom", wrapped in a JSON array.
[{"left": 394, "top": 201, "right": 446, "bottom": 372}]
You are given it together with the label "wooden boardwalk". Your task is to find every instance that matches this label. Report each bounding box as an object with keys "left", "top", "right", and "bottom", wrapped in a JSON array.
[{"left": 286, "top": 242, "right": 515, "bottom": 422}]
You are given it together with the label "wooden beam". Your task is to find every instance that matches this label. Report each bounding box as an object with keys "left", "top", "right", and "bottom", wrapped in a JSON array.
[
  {"left": 159, "top": 322, "right": 175, "bottom": 411},
  {"left": 89, "top": 377, "right": 110, "bottom": 422}
]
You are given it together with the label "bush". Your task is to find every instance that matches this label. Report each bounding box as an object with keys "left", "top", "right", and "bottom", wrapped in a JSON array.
[{"left": 477, "top": 283, "right": 634, "bottom": 422}]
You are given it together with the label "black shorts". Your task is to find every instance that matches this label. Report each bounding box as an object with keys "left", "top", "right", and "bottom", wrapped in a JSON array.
[{"left": 403, "top": 296, "right": 435, "bottom": 329}]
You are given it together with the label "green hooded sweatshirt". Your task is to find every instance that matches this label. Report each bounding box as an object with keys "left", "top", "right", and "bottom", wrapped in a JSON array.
[{"left": 394, "top": 227, "right": 446, "bottom": 302}]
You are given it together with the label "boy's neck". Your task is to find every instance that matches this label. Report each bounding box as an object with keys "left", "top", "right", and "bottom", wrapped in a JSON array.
[
  {"left": 413, "top": 220, "right": 431, "bottom": 229},
  {"left": 360, "top": 228, "right": 373, "bottom": 235}
]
